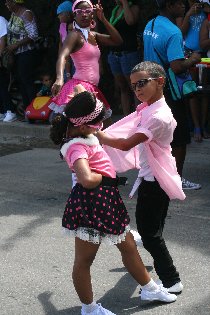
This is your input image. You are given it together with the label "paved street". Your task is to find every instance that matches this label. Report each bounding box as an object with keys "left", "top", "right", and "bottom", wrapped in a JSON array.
[{"left": 0, "top": 121, "right": 210, "bottom": 315}]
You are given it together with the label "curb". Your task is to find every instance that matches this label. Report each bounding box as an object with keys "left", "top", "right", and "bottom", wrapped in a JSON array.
[{"left": 0, "top": 120, "right": 50, "bottom": 139}]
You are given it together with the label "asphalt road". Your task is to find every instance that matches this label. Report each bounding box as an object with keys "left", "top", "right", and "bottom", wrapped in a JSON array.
[{"left": 0, "top": 135, "right": 210, "bottom": 315}]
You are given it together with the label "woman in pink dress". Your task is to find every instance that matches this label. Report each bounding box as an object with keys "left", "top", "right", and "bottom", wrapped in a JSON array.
[{"left": 50, "top": 0, "right": 123, "bottom": 126}]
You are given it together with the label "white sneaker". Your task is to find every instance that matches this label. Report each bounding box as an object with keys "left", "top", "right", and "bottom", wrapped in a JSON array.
[
  {"left": 156, "top": 279, "right": 183, "bottom": 293},
  {"left": 0, "top": 113, "right": 5, "bottom": 121},
  {"left": 81, "top": 303, "right": 116, "bottom": 315},
  {"left": 140, "top": 285, "right": 177, "bottom": 303},
  {"left": 182, "top": 178, "right": 201, "bottom": 190},
  {"left": 130, "top": 230, "right": 143, "bottom": 246},
  {"left": 3, "top": 111, "right": 17, "bottom": 122}
]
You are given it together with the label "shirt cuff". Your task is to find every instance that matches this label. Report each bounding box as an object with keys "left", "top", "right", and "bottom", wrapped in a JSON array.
[{"left": 137, "top": 127, "right": 153, "bottom": 143}]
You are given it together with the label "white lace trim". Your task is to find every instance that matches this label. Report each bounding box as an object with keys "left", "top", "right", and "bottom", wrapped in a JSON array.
[
  {"left": 62, "top": 225, "right": 131, "bottom": 245},
  {"left": 61, "top": 134, "right": 99, "bottom": 157},
  {"left": 48, "top": 102, "right": 65, "bottom": 114}
]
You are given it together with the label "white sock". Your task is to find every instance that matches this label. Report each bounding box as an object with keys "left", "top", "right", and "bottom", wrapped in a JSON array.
[
  {"left": 82, "top": 301, "right": 98, "bottom": 313},
  {"left": 142, "top": 279, "right": 159, "bottom": 292}
]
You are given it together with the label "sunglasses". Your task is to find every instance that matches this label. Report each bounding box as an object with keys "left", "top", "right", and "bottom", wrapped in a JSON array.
[
  {"left": 74, "top": 8, "right": 94, "bottom": 15},
  {"left": 131, "top": 78, "right": 158, "bottom": 91}
]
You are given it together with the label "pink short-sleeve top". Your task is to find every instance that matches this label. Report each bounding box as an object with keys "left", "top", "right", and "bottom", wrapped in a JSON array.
[{"left": 60, "top": 135, "right": 116, "bottom": 178}]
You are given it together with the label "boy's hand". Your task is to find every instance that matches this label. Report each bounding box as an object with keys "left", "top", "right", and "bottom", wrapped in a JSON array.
[{"left": 96, "top": 130, "right": 106, "bottom": 144}]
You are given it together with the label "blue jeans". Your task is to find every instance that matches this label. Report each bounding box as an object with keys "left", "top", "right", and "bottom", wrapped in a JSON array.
[{"left": 108, "top": 51, "right": 140, "bottom": 76}]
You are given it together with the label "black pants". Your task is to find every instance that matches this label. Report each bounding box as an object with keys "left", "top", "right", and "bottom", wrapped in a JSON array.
[
  {"left": 0, "top": 67, "right": 15, "bottom": 113},
  {"left": 15, "top": 49, "right": 38, "bottom": 109},
  {"left": 135, "top": 179, "right": 180, "bottom": 287}
]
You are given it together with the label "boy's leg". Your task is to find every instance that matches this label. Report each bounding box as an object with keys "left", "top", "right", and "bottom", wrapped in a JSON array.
[
  {"left": 116, "top": 232, "right": 177, "bottom": 303},
  {"left": 135, "top": 180, "right": 180, "bottom": 288},
  {"left": 73, "top": 237, "right": 100, "bottom": 304}
]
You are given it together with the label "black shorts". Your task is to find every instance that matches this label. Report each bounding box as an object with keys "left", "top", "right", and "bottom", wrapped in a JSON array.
[{"left": 165, "top": 92, "right": 191, "bottom": 147}]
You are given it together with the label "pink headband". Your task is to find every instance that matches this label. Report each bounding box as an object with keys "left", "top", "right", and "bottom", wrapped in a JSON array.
[
  {"left": 68, "top": 99, "right": 104, "bottom": 126},
  {"left": 72, "top": 0, "right": 93, "bottom": 12}
]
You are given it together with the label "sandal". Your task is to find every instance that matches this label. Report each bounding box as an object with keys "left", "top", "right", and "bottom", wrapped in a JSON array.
[{"left": 194, "top": 127, "right": 202, "bottom": 142}]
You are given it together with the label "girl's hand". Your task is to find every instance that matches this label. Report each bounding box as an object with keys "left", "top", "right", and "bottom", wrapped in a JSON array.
[
  {"left": 51, "top": 78, "right": 64, "bottom": 97},
  {"left": 94, "top": 0, "right": 106, "bottom": 22},
  {"left": 187, "top": 3, "right": 202, "bottom": 17}
]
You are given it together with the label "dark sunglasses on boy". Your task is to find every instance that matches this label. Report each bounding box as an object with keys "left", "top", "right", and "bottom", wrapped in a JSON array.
[{"left": 131, "top": 78, "right": 158, "bottom": 91}]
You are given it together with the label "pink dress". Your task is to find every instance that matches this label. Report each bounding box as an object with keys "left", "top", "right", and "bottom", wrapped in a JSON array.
[{"left": 49, "top": 39, "right": 111, "bottom": 115}]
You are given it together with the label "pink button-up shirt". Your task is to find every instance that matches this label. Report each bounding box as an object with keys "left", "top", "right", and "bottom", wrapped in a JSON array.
[{"left": 103, "top": 97, "right": 185, "bottom": 201}]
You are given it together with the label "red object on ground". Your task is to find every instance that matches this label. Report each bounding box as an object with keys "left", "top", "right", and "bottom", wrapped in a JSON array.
[{"left": 25, "top": 96, "right": 53, "bottom": 122}]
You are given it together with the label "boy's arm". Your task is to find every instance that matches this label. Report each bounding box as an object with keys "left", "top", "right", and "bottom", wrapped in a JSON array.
[{"left": 97, "top": 131, "right": 148, "bottom": 151}]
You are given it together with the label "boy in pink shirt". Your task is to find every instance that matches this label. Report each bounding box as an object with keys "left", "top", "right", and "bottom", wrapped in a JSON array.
[{"left": 97, "top": 61, "right": 185, "bottom": 294}]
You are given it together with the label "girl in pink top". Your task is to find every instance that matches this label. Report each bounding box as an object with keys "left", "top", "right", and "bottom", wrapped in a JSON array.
[
  {"left": 49, "top": 84, "right": 177, "bottom": 315},
  {"left": 50, "top": 0, "right": 122, "bottom": 127}
]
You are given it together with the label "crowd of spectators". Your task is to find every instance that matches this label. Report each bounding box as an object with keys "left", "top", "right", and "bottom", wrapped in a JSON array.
[{"left": 0, "top": 0, "right": 209, "bottom": 145}]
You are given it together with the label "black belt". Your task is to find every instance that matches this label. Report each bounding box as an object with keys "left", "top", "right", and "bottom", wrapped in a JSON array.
[
  {"left": 111, "top": 51, "right": 136, "bottom": 57},
  {"left": 101, "top": 176, "right": 127, "bottom": 187}
]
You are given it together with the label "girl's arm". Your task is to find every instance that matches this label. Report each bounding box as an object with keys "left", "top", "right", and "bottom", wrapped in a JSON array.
[
  {"left": 51, "top": 31, "right": 78, "bottom": 96},
  {"left": 176, "top": 4, "right": 198, "bottom": 36},
  {"left": 94, "top": 2, "right": 123, "bottom": 46},
  {"left": 200, "top": 19, "right": 210, "bottom": 51},
  {"left": 121, "top": 0, "right": 140, "bottom": 25},
  {"left": 97, "top": 131, "right": 148, "bottom": 151},
  {"left": 73, "top": 158, "right": 102, "bottom": 189}
]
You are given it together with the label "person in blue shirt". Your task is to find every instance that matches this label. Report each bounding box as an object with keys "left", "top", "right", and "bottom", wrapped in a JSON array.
[
  {"left": 176, "top": 0, "right": 210, "bottom": 142},
  {"left": 144, "top": 0, "right": 202, "bottom": 191}
]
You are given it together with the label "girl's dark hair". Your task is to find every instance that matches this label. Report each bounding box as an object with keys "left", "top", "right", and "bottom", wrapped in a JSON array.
[
  {"left": 50, "top": 91, "right": 105, "bottom": 145},
  {"left": 65, "top": 91, "right": 105, "bottom": 124},
  {"left": 50, "top": 114, "right": 69, "bottom": 145}
]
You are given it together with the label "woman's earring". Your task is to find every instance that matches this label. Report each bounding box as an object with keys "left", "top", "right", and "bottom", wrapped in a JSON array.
[
  {"left": 90, "top": 19, "right": 96, "bottom": 29},
  {"left": 73, "top": 20, "right": 76, "bottom": 29}
]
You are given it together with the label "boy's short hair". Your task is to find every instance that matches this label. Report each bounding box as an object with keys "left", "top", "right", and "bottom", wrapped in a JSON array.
[{"left": 131, "top": 61, "right": 166, "bottom": 79}]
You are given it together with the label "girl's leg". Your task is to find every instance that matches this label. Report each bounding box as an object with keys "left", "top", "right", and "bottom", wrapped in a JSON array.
[
  {"left": 116, "top": 231, "right": 150, "bottom": 286},
  {"left": 73, "top": 237, "right": 100, "bottom": 304}
]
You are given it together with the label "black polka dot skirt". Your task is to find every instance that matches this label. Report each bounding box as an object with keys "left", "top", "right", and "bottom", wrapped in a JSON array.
[{"left": 62, "top": 183, "right": 130, "bottom": 244}]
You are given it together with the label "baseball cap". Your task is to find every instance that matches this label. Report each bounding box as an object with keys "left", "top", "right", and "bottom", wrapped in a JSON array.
[{"left": 57, "top": 1, "right": 73, "bottom": 15}]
